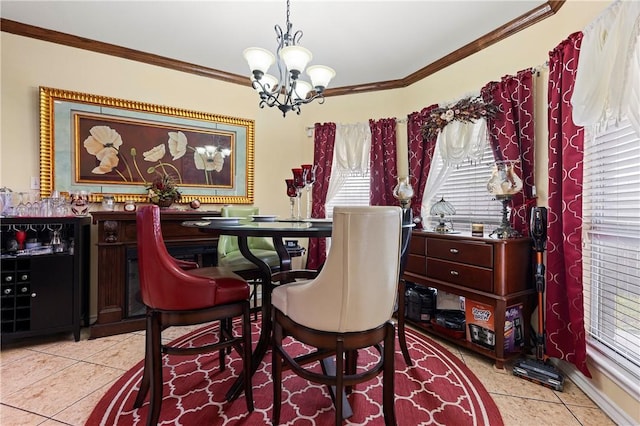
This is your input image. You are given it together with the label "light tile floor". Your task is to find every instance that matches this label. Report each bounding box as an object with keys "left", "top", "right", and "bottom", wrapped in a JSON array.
[{"left": 0, "top": 325, "right": 616, "bottom": 426}]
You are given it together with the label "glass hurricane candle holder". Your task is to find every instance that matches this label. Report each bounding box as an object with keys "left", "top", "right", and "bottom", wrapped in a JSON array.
[
  {"left": 301, "top": 164, "right": 317, "bottom": 219},
  {"left": 285, "top": 178, "right": 298, "bottom": 219},
  {"left": 292, "top": 168, "right": 306, "bottom": 219}
]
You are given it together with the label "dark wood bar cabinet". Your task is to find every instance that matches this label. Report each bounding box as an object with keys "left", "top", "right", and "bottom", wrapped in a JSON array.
[{"left": 1, "top": 216, "right": 91, "bottom": 343}]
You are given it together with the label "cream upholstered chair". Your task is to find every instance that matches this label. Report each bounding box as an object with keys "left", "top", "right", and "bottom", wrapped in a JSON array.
[{"left": 271, "top": 206, "right": 402, "bottom": 426}]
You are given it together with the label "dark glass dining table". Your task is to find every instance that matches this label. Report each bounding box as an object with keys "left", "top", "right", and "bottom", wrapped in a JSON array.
[{"left": 182, "top": 218, "right": 333, "bottom": 399}]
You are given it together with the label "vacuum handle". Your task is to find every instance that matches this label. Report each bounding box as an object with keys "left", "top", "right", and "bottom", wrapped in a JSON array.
[{"left": 530, "top": 207, "right": 548, "bottom": 253}]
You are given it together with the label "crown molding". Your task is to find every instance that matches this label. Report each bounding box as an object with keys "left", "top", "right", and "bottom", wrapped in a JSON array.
[{"left": 1, "top": 1, "right": 564, "bottom": 97}]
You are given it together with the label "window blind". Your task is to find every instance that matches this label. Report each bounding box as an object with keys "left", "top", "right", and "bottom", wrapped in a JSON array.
[
  {"left": 429, "top": 144, "right": 503, "bottom": 231},
  {"left": 324, "top": 171, "right": 371, "bottom": 218},
  {"left": 583, "top": 117, "right": 640, "bottom": 379}
]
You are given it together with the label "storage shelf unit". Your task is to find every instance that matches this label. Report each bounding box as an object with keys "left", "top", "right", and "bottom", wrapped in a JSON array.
[
  {"left": 403, "top": 230, "right": 535, "bottom": 368},
  {"left": 1, "top": 216, "right": 90, "bottom": 343}
]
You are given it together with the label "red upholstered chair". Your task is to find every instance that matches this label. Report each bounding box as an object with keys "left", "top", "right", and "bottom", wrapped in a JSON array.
[
  {"left": 133, "top": 205, "right": 253, "bottom": 425},
  {"left": 271, "top": 206, "right": 402, "bottom": 426}
]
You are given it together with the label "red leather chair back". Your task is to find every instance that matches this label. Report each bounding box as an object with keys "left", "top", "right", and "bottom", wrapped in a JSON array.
[{"left": 136, "top": 205, "right": 247, "bottom": 310}]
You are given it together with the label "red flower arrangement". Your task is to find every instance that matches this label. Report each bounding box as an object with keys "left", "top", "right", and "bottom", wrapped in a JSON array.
[
  {"left": 146, "top": 174, "right": 181, "bottom": 206},
  {"left": 422, "top": 96, "right": 499, "bottom": 141}
]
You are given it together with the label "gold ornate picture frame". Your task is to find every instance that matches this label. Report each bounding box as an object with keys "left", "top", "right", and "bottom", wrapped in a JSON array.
[{"left": 39, "top": 87, "right": 254, "bottom": 204}]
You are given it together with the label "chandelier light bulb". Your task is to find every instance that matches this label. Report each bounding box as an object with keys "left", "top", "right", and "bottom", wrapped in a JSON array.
[
  {"left": 293, "top": 80, "right": 312, "bottom": 100},
  {"left": 243, "top": 47, "right": 275, "bottom": 77},
  {"left": 307, "top": 65, "right": 336, "bottom": 91},
  {"left": 279, "top": 45, "right": 312, "bottom": 76},
  {"left": 253, "top": 74, "right": 279, "bottom": 95}
]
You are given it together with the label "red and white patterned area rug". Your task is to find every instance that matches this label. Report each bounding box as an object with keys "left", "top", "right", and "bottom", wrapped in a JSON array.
[{"left": 87, "top": 320, "right": 503, "bottom": 425}]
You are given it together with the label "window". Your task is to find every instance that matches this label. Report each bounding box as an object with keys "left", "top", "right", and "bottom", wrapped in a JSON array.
[
  {"left": 427, "top": 143, "right": 503, "bottom": 232},
  {"left": 324, "top": 171, "right": 370, "bottom": 218},
  {"left": 583, "top": 117, "right": 640, "bottom": 380}
]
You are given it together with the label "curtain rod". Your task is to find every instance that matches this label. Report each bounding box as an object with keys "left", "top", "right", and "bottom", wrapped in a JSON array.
[{"left": 305, "top": 117, "right": 407, "bottom": 131}]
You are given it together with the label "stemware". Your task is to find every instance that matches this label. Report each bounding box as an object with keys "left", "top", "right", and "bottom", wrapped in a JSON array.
[
  {"left": 285, "top": 179, "right": 298, "bottom": 219},
  {"left": 14, "top": 192, "right": 28, "bottom": 217},
  {"left": 301, "top": 164, "right": 317, "bottom": 219},
  {"left": 292, "top": 168, "right": 306, "bottom": 219},
  {"left": 15, "top": 227, "right": 26, "bottom": 250}
]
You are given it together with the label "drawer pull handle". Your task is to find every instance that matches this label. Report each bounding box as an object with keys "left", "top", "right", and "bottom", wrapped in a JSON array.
[
  {"left": 449, "top": 248, "right": 459, "bottom": 254},
  {"left": 20, "top": 275, "right": 28, "bottom": 281},
  {"left": 4, "top": 288, "right": 12, "bottom": 295},
  {"left": 31, "top": 293, "right": 37, "bottom": 298},
  {"left": 450, "top": 270, "right": 459, "bottom": 276},
  {"left": 20, "top": 287, "right": 28, "bottom": 293},
  {"left": 5, "top": 276, "right": 13, "bottom": 282}
]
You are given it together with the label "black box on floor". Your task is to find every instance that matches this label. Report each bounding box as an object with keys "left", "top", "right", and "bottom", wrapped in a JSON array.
[{"left": 405, "top": 283, "right": 436, "bottom": 322}]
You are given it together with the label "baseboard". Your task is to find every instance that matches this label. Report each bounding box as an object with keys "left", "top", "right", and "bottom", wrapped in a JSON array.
[{"left": 553, "top": 359, "right": 638, "bottom": 426}]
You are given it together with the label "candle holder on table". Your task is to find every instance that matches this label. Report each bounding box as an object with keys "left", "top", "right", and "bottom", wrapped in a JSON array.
[
  {"left": 285, "top": 179, "right": 298, "bottom": 219},
  {"left": 301, "top": 164, "right": 317, "bottom": 219},
  {"left": 291, "top": 168, "right": 306, "bottom": 220}
]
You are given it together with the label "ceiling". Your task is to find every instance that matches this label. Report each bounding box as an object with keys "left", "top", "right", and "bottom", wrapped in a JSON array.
[{"left": 1, "top": 0, "right": 555, "bottom": 93}]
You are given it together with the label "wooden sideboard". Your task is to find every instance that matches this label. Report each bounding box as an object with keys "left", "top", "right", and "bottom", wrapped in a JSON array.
[
  {"left": 403, "top": 230, "right": 535, "bottom": 368},
  {"left": 90, "top": 210, "right": 221, "bottom": 338}
]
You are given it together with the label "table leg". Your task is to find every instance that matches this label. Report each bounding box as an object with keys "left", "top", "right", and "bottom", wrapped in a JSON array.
[{"left": 226, "top": 236, "right": 292, "bottom": 401}]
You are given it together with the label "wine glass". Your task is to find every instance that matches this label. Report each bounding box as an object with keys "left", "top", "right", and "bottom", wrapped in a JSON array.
[
  {"left": 285, "top": 179, "right": 298, "bottom": 219},
  {"left": 14, "top": 192, "right": 28, "bottom": 217},
  {"left": 301, "top": 164, "right": 317, "bottom": 219},
  {"left": 292, "top": 168, "right": 306, "bottom": 219},
  {"left": 15, "top": 227, "right": 26, "bottom": 250}
]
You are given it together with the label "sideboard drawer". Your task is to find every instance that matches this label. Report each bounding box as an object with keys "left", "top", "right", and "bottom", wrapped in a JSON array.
[
  {"left": 409, "top": 235, "right": 426, "bottom": 256},
  {"left": 426, "top": 258, "right": 493, "bottom": 292},
  {"left": 427, "top": 238, "right": 493, "bottom": 268},
  {"left": 406, "top": 253, "right": 426, "bottom": 276}
]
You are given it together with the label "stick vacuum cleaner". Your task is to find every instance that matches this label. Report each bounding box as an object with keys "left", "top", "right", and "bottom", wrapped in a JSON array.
[{"left": 512, "top": 206, "right": 565, "bottom": 391}]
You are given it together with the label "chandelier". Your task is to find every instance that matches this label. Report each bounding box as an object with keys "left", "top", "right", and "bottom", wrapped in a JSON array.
[{"left": 243, "top": 0, "right": 336, "bottom": 117}]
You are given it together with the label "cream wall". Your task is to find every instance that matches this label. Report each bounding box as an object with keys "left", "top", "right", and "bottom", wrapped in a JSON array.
[{"left": 3, "top": 0, "right": 636, "bottom": 423}]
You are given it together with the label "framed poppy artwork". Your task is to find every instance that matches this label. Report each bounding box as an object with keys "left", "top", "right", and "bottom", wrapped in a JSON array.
[{"left": 39, "top": 86, "right": 254, "bottom": 204}]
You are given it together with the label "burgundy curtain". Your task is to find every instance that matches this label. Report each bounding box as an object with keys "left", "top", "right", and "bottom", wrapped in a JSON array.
[
  {"left": 369, "top": 118, "right": 397, "bottom": 206},
  {"left": 547, "top": 32, "right": 591, "bottom": 377},
  {"left": 407, "top": 105, "right": 439, "bottom": 225},
  {"left": 306, "top": 122, "right": 336, "bottom": 270},
  {"left": 481, "top": 70, "right": 536, "bottom": 235}
]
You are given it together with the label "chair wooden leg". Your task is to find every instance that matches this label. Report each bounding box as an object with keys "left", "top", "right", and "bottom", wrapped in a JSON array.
[
  {"left": 335, "top": 341, "right": 345, "bottom": 426},
  {"left": 382, "top": 322, "right": 397, "bottom": 426},
  {"left": 242, "top": 302, "right": 254, "bottom": 412},
  {"left": 345, "top": 350, "right": 357, "bottom": 394},
  {"left": 147, "top": 311, "right": 163, "bottom": 426},
  {"left": 134, "top": 312, "right": 152, "bottom": 409},
  {"left": 252, "top": 280, "right": 259, "bottom": 322},
  {"left": 219, "top": 318, "right": 234, "bottom": 369},
  {"left": 272, "top": 317, "right": 283, "bottom": 425}
]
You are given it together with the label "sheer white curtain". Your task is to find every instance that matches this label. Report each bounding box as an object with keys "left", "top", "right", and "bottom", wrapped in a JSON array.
[
  {"left": 325, "top": 122, "right": 372, "bottom": 206},
  {"left": 420, "top": 117, "right": 488, "bottom": 225},
  {"left": 571, "top": 0, "right": 640, "bottom": 137}
]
